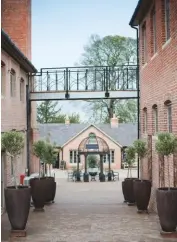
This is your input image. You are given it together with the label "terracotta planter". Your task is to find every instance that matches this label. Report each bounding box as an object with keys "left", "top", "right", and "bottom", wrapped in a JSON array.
[
  {"left": 30, "top": 178, "right": 46, "bottom": 211},
  {"left": 134, "top": 179, "right": 151, "bottom": 211},
  {"left": 156, "top": 188, "right": 177, "bottom": 232},
  {"left": 122, "top": 178, "right": 138, "bottom": 204},
  {"left": 5, "top": 186, "right": 31, "bottom": 230}
]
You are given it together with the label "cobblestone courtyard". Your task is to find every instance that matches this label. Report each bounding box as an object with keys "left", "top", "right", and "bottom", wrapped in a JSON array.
[{"left": 1, "top": 171, "right": 176, "bottom": 242}]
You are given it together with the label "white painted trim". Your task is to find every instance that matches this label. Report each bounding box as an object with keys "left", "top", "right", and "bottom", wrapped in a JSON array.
[
  {"left": 162, "top": 38, "right": 171, "bottom": 50},
  {"left": 61, "top": 124, "right": 123, "bottom": 149},
  {"left": 30, "top": 90, "right": 137, "bottom": 101}
]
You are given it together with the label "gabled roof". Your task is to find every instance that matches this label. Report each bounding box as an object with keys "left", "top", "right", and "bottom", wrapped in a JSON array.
[
  {"left": 38, "top": 123, "right": 137, "bottom": 148},
  {"left": 129, "top": 0, "right": 153, "bottom": 26},
  {"left": 61, "top": 124, "right": 123, "bottom": 148},
  {"left": 1, "top": 29, "right": 37, "bottom": 73}
]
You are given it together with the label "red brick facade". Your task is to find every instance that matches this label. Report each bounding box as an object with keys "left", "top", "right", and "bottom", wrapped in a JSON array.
[
  {"left": 1, "top": 1, "right": 39, "bottom": 213},
  {"left": 1, "top": 0, "right": 32, "bottom": 60},
  {"left": 135, "top": 0, "right": 177, "bottom": 211}
]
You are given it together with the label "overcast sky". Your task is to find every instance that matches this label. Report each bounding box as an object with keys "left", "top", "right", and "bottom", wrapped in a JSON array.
[{"left": 32, "top": 0, "right": 138, "bottom": 121}]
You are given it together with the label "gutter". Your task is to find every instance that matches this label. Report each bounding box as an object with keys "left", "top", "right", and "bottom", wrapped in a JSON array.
[
  {"left": 129, "top": 0, "right": 142, "bottom": 26},
  {"left": 1, "top": 29, "right": 37, "bottom": 73}
]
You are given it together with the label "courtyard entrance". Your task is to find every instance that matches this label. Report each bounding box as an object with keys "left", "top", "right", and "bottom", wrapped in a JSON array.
[{"left": 1, "top": 170, "right": 175, "bottom": 242}]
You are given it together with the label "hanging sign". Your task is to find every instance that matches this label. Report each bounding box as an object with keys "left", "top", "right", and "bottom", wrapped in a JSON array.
[{"left": 86, "top": 144, "right": 99, "bottom": 150}]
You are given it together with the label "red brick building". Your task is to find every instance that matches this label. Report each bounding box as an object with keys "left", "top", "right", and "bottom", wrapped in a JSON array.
[
  {"left": 130, "top": 0, "right": 177, "bottom": 210},
  {"left": 1, "top": 0, "right": 38, "bottom": 212}
]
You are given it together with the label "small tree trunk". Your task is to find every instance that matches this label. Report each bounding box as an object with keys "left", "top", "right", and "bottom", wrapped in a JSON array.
[
  {"left": 49, "top": 164, "right": 51, "bottom": 177},
  {"left": 167, "top": 156, "right": 170, "bottom": 190},
  {"left": 13, "top": 156, "right": 18, "bottom": 189},
  {"left": 127, "top": 167, "right": 129, "bottom": 178}
]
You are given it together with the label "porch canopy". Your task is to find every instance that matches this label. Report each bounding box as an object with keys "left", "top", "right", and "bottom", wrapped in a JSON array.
[
  {"left": 77, "top": 133, "right": 111, "bottom": 182},
  {"left": 78, "top": 133, "right": 109, "bottom": 155}
]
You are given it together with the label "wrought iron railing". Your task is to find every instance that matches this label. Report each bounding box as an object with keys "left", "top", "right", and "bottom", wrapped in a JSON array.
[{"left": 31, "top": 65, "right": 138, "bottom": 94}]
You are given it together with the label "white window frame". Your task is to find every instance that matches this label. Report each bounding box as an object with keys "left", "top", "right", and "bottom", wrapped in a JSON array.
[{"left": 69, "top": 150, "right": 78, "bottom": 163}]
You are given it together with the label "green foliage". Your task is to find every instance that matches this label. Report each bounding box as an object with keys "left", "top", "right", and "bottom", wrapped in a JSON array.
[
  {"left": 43, "top": 142, "right": 58, "bottom": 165},
  {"left": 133, "top": 140, "right": 147, "bottom": 158},
  {"left": 37, "top": 101, "right": 61, "bottom": 123},
  {"left": 155, "top": 133, "right": 177, "bottom": 157},
  {"left": 37, "top": 100, "right": 81, "bottom": 124},
  {"left": 87, "top": 155, "right": 98, "bottom": 168},
  {"left": 125, "top": 146, "right": 136, "bottom": 166},
  {"left": 33, "top": 140, "right": 46, "bottom": 160},
  {"left": 50, "top": 113, "right": 80, "bottom": 124},
  {"left": 1, "top": 131, "right": 25, "bottom": 188},
  {"left": 80, "top": 34, "right": 137, "bottom": 123},
  {"left": 1, "top": 131, "right": 24, "bottom": 157},
  {"left": 104, "top": 100, "right": 137, "bottom": 123}
]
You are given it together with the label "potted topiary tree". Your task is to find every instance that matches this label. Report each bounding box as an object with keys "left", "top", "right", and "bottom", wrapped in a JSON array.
[
  {"left": 2, "top": 131, "right": 31, "bottom": 234},
  {"left": 155, "top": 132, "right": 177, "bottom": 233},
  {"left": 122, "top": 146, "right": 138, "bottom": 205},
  {"left": 43, "top": 141, "right": 58, "bottom": 203},
  {"left": 133, "top": 140, "right": 151, "bottom": 213},
  {"left": 87, "top": 155, "right": 98, "bottom": 181},
  {"left": 30, "top": 140, "right": 47, "bottom": 211}
]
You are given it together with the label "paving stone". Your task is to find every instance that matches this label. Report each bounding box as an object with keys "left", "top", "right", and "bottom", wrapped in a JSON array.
[{"left": 1, "top": 178, "right": 177, "bottom": 242}]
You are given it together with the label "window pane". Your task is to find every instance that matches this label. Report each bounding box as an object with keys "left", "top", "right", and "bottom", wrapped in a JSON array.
[
  {"left": 10, "top": 71, "right": 16, "bottom": 97},
  {"left": 111, "top": 150, "right": 114, "bottom": 163},
  {"left": 1, "top": 63, "right": 5, "bottom": 95},
  {"left": 143, "top": 109, "right": 147, "bottom": 133},
  {"left": 89, "top": 133, "right": 97, "bottom": 144},
  {"left": 142, "top": 24, "right": 147, "bottom": 63},
  {"left": 70, "top": 151, "right": 73, "bottom": 163},
  {"left": 167, "top": 104, "right": 172, "bottom": 132},
  {"left": 152, "top": 8, "right": 157, "bottom": 53},
  {"left": 103, "top": 155, "right": 106, "bottom": 163},
  {"left": 74, "top": 151, "right": 77, "bottom": 163},
  {"left": 165, "top": 0, "right": 170, "bottom": 40},
  {"left": 20, "top": 79, "right": 24, "bottom": 101},
  {"left": 153, "top": 107, "right": 158, "bottom": 133}
]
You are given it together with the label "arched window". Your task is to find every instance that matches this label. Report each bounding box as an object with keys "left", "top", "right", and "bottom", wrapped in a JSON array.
[
  {"left": 1, "top": 61, "right": 5, "bottom": 96},
  {"left": 20, "top": 78, "right": 25, "bottom": 102},
  {"left": 88, "top": 133, "right": 96, "bottom": 144},
  {"left": 143, "top": 108, "right": 148, "bottom": 133},
  {"left": 10, "top": 69, "right": 16, "bottom": 97},
  {"left": 164, "top": 100, "right": 172, "bottom": 132},
  {"left": 152, "top": 104, "right": 158, "bottom": 134}
]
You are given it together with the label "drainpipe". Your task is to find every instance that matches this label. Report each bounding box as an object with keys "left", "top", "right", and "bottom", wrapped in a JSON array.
[
  {"left": 26, "top": 73, "right": 31, "bottom": 176},
  {"left": 131, "top": 25, "right": 140, "bottom": 179}
]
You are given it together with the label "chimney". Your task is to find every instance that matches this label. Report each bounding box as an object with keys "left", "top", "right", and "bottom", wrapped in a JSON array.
[
  {"left": 110, "top": 114, "right": 119, "bottom": 128},
  {"left": 1, "top": 0, "right": 32, "bottom": 60},
  {"left": 65, "top": 116, "right": 70, "bottom": 125}
]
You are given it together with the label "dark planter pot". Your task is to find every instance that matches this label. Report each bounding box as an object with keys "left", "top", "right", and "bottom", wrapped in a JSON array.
[
  {"left": 83, "top": 173, "right": 89, "bottom": 182},
  {"left": 30, "top": 178, "right": 46, "bottom": 211},
  {"left": 133, "top": 179, "right": 151, "bottom": 211},
  {"left": 99, "top": 173, "right": 105, "bottom": 182},
  {"left": 5, "top": 186, "right": 31, "bottom": 230},
  {"left": 156, "top": 188, "right": 177, "bottom": 232},
  {"left": 122, "top": 178, "right": 139, "bottom": 204},
  {"left": 122, "top": 181, "right": 129, "bottom": 202},
  {"left": 45, "top": 177, "right": 55, "bottom": 203},
  {"left": 51, "top": 181, "right": 56, "bottom": 202}
]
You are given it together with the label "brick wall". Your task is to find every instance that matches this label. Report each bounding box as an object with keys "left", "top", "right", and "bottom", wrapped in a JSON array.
[
  {"left": 1, "top": 0, "right": 39, "bottom": 178},
  {"left": 139, "top": 0, "right": 177, "bottom": 211},
  {"left": 1, "top": 50, "right": 28, "bottom": 188},
  {"left": 1, "top": 0, "right": 31, "bottom": 60}
]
